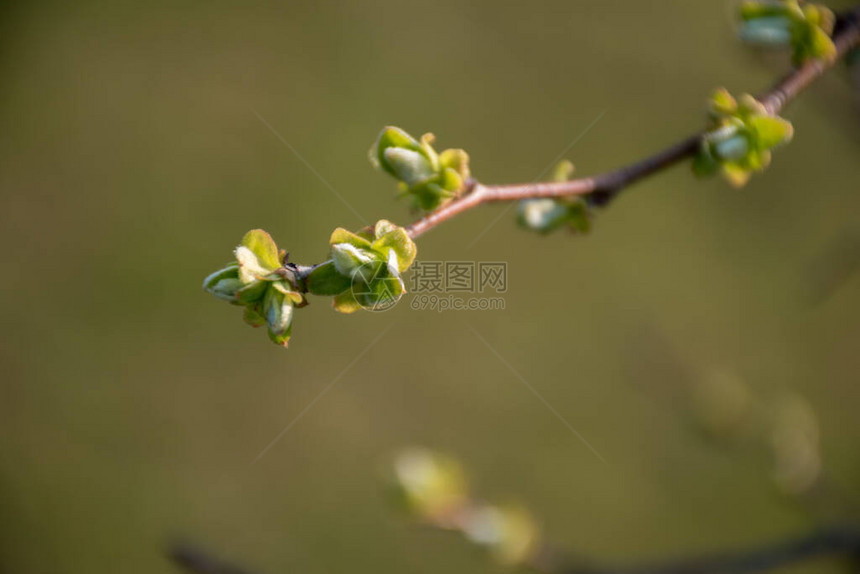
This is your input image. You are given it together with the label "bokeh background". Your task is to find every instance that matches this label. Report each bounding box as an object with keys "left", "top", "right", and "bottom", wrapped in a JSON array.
[{"left": 2, "top": 1, "right": 859, "bottom": 572}]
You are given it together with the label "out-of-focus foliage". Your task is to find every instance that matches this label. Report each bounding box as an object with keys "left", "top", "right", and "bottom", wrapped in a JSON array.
[
  {"left": 390, "top": 448, "right": 540, "bottom": 566},
  {"left": 694, "top": 89, "right": 794, "bottom": 187},
  {"left": 738, "top": 0, "right": 837, "bottom": 64}
]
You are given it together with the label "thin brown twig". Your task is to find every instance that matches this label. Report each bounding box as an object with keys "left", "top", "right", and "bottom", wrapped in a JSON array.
[
  {"left": 555, "top": 525, "right": 860, "bottom": 574},
  {"left": 169, "top": 543, "right": 259, "bottom": 574},
  {"left": 168, "top": 526, "right": 860, "bottom": 574},
  {"left": 405, "top": 8, "right": 860, "bottom": 240}
]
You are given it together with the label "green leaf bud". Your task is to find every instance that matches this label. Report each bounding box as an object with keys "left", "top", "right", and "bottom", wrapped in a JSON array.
[
  {"left": 325, "top": 220, "right": 417, "bottom": 313},
  {"left": 202, "top": 264, "right": 244, "bottom": 301},
  {"left": 371, "top": 126, "right": 470, "bottom": 211},
  {"left": 235, "top": 279, "right": 269, "bottom": 304},
  {"left": 263, "top": 287, "right": 294, "bottom": 347},
  {"left": 738, "top": 16, "right": 793, "bottom": 46},
  {"left": 331, "top": 242, "right": 379, "bottom": 277},
  {"left": 713, "top": 133, "right": 751, "bottom": 162},
  {"left": 204, "top": 229, "right": 305, "bottom": 348},
  {"left": 371, "top": 126, "right": 422, "bottom": 176},
  {"left": 517, "top": 161, "right": 592, "bottom": 235},
  {"left": 383, "top": 147, "right": 437, "bottom": 187},
  {"left": 696, "top": 89, "right": 793, "bottom": 187},
  {"left": 517, "top": 199, "right": 569, "bottom": 233}
]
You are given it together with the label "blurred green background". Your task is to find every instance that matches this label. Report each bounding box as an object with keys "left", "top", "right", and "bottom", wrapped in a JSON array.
[{"left": 1, "top": 1, "right": 859, "bottom": 572}]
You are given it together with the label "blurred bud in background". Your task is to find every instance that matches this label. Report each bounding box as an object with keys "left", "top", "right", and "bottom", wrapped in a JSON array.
[
  {"left": 390, "top": 448, "right": 468, "bottom": 525},
  {"left": 461, "top": 504, "right": 540, "bottom": 565},
  {"left": 389, "top": 448, "right": 541, "bottom": 567},
  {"left": 683, "top": 367, "right": 827, "bottom": 502},
  {"left": 691, "top": 370, "right": 756, "bottom": 441},
  {"left": 767, "top": 392, "right": 822, "bottom": 495}
]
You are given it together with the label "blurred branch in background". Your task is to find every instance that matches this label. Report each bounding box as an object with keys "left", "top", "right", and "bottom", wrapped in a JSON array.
[
  {"left": 803, "top": 227, "right": 860, "bottom": 307},
  {"left": 625, "top": 326, "right": 859, "bottom": 521},
  {"left": 558, "top": 526, "right": 860, "bottom": 573},
  {"left": 385, "top": 448, "right": 860, "bottom": 574},
  {"left": 168, "top": 527, "right": 860, "bottom": 574},
  {"left": 169, "top": 543, "right": 259, "bottom": 574}
]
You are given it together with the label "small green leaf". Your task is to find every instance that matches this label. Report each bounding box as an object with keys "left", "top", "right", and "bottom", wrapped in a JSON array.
[
  {"left": 268, "top": 321, "right": 292, "bottom": 347},
  {"left": 737, "top": 94, "right": 767, "bottom": 117},
  {"left": 371, "top": 126, "right": 421, "bottom": 176},
  {"left": 802, "top": 4, "right": 834, "bottom": 32},
  {"left": 203, "top": 265, "right": 242, "bottom": 300},
  {"left": 549, "top": 159, "right": 575, "bottom": 183},
  {"left": 332, "top": 289, "right": 362, "bottom": 314},
  {"left": 240, "top": 229, "right": 281, "bottom": 271},
  {"left": 411, "top": 183, "right": 448, "bottom": 211},
  {"left": 722, "top": 162, "right": 752, "bottom": 188},
  {"left": 270, "top": 281, "right": 305, "bottom": 305},
  {"left": 235, "top": 247, "right": 274, "bottom": 283},
  {"left": 692, "top": 151, "right": 720, "bottom": 178},
  {"left": 263, "top": 287, "right": 294, "bottom": 347},
  {"left": 371, "top": 227, "right": 418, "bottom": 272},
  {"left": 329, "top": 227, "right": 373, "bottom": 249},
  {"left": 750, "top": 116, "right": 794, "bottom": 148},
  {"left": 566, "top": 202, "right": 592, "bottom": 234},
  {"left": 353, "top": 275, "right": 404, "bottom": 310},
  {"left": 373, "top": 219, "right": 399, "bottom": 239},
  {"left": 439, "top": 148, "right": 470, "bottom": 179},
  {"left": 331, "top": 242, "right": 377, "bottom": 276},
  {"left": 235, "top": 280, "right": 268, "bottom": 304},
  {"left": 807, "top": 25, "right": 836, "bottom": 61},
  {"left": 243, "top": 304, "right": 266, "bottom": 327},
  {"left": 709, "top": 88, "right": 738, "bottom": 117},
  {"left": 438, "top": 167, "right": 464, "bottom": 194},
  {"left": 383, "top": 148, "right": 436, "bottom": 186},
  {"left": 306, "top": 261, "right": 353, "bottom": 296},
  {"left": 740, "top": 0, "right": 792, "bottom": 21},
  {"left": 419, "top": 133, "right": 441, "bottom": 172}
]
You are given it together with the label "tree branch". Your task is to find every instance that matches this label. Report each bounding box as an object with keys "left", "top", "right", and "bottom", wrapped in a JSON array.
[
  {"left": 169, "top": 543, "right": 260, "bottom": 574},
  {"left": 168, "top": 527, "right": 860, "bottom": 574},
  {"left": 405, "top": 7, "right": 860, "bottom": 240},
  {"left": 556, "top": 526, "right": 860, "bottom": 574}
]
